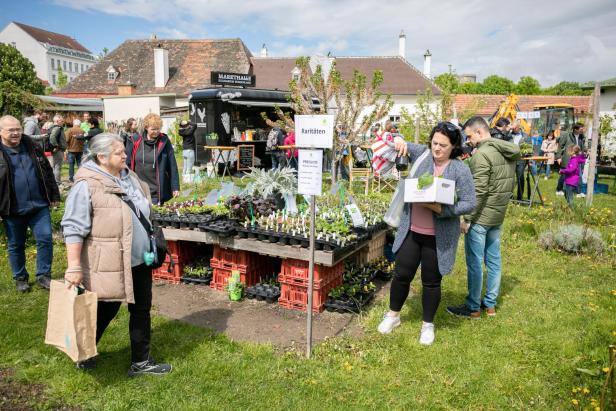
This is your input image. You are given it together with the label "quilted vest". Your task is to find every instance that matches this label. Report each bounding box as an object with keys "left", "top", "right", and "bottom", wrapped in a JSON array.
[{"left": 74, "top": 166, "right": 149, "bottom": 304}]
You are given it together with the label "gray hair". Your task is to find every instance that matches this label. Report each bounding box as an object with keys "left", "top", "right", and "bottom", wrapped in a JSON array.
[
  {"left": 86, "top": 133, "right": 124, "bottom": 163},
  {"left": 53, "top": 114, "right": 63, "bottom": 123},
  {"left": 0, "top": 115, "right": 20, "bottom": 131},
  {"left": 73, "top": 119, "right": 81, "bottom": 126}
]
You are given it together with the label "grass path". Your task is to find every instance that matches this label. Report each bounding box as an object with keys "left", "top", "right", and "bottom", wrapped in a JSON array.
[{"left": 0, "top": 177, "right": 615, "bottom": 410}]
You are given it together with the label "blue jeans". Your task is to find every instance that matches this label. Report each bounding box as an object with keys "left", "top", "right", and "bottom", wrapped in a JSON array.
[
  {"left": 2, "top": 207, "right": 53, "bottom": 281},
  {"left": 67, "top": 151, "right": 82, "bottom": 181},
  {"left": 464, "top": 223, "right": 502, "bottom": 311},
  {"left": 182, "top": 149, "right": 195, "bottom": 175},
  {"left": 545, "top": 163, "right": 551, "bottom": 178}
]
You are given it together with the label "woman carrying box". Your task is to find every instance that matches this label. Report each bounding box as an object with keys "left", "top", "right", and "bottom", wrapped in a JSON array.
[{"left": 377, "top": 122, "right": 476, "bottom": 345}]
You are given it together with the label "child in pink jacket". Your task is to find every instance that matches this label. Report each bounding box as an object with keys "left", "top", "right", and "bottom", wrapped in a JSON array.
[{"left": 559, "top": 145, "right": 586, "bottom": 206}]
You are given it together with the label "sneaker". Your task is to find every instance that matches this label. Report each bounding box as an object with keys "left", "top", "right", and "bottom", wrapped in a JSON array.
[
  {"left": 128, "top": 359, "right": 172, "bottom": 377},
  {"left": 76, "top": 357, "right": 97, "bottom": 370},
  {"left": 446, "top": 304, "right": 480, "bottom": 319},
  {"left": 576, "top": 193, "right": 586, "bottom": 198},
  {"left": 419, "top": 322, "right": 435, "bottom": 345},
  {"left": 36, "top": 276, "right": 51, "bottom": 290},
  {"left": 377, "top": 313, "right": 401, "bottom": 334},
  {"left": 16, "top": 280, "right": 31, "bottom": 293},
  {"left": 555, "top": 191, "right": 564, "bottom": 196},
  {"left": 544, "top": 176, "right": 548, "bottom": 180},
  {"left": 481, "top": 302, "right": 496, "bottom": 317}
]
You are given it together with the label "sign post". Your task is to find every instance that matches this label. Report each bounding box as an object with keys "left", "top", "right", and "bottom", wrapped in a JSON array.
[{"left": 296, "top": 114, "right": 333, "bottom": 358}]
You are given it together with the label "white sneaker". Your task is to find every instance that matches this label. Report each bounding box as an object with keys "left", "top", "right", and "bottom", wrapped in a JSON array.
[
  {"left": 377, "top": 313, "right": 401, "bottom": 334},
  {"left": 544, "top": 176, "right": 548, "bottom": 180},
  {"left": 555, "top": 191, "right": 564, "bottom": 196},
  {"left": 576, "top": 193, "right": 586, "bottom": 198},
  {"left": 419, "top": 322, "right": 435, "bottom": 345}
]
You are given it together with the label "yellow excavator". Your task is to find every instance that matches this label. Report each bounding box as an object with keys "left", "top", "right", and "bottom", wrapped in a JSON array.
[{"left": 488, "top": 94, "right": 576, "bottom": 137}]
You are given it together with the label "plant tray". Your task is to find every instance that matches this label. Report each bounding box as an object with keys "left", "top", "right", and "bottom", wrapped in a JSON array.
[{"left": 180, "top": 276, "right": 212, "bottom": 285}]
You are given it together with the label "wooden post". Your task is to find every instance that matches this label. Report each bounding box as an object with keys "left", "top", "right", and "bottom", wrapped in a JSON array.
[
  {"left": 586, "top": 82, "right": 601, "bottom": 206},
  {"left": 414, "top": 116, "right": 420, "bottom": 144}
]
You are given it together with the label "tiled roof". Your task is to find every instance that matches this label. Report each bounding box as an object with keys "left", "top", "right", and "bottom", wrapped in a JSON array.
[
  {"left": 55, "top": 39, "right": 253, "bottom": 96},
  {"left": 251, "top": 56, "right": 440, "bottom": 95},
  {"left": 13, "top": 21, "right": 90, "bottom": 53},
  {"left": 453, "top": 94, "right": 592, "bottom": 117}
]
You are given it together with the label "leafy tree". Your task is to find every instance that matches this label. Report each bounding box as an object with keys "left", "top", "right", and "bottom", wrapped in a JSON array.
[
  {"left": 56, "top": 67, "right": 68, "bottom": 88},
  {"left": 515, "top": 76, "right": 541, "bottom": 95},
  {"left": 433, "top": 71, "right": 460, "bottom": 94},
  {"left": 481, "top": 75, "right": 515, "bottom": 95},
  {"left": 458, "top": 82, "right": 485, "bottom": 94},
  {"left": 542, "top": 81, "right": 591, "bottom": 96},
  {"left": 0, "top": 43, "right": 44, "bottom": 117}
]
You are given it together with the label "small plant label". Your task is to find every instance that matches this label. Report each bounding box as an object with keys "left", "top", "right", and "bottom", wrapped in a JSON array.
[
  {"left": 345, "top": 204, "right": 365, "bottom": 227},
  {"left": 298, "top": 149, "right": 323, "bottom": 196}
]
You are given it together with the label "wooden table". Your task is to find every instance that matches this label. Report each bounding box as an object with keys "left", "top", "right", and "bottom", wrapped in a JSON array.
[
  {"left": 162, "top": 227, "right": 384, "bottom": 267},
  {"left": 204, "top": 146, "right": 236, "bottom": 180}
]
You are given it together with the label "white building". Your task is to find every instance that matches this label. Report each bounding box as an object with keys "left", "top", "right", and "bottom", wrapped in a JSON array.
[{"left": 0, "top": 21, "right": 96, "bottom": 87}]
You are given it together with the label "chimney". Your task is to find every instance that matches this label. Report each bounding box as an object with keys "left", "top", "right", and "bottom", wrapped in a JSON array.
[
  {"left": 117, "top": 82, "right": 136, "bottom": 96},
  {"left": 423, "top": 49, "right": 432, "bottom": 78},
  {"left": 154, "top": 46, "right": 169, "bottom": 88},
  {"left": 398, "top": 30, "right": 406, "bottom": 60},
  {"left": 260, "top": 43, "right": 268, "bottom": 57}
]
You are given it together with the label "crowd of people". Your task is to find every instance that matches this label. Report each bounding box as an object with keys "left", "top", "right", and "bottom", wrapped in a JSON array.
[{"left": 0, "top": 106, "right": 591, "bottom": 372}]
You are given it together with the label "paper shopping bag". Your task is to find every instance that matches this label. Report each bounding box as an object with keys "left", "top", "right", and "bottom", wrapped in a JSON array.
[{"left": 45, "top": 280, "right": 98, "bottom": 362}]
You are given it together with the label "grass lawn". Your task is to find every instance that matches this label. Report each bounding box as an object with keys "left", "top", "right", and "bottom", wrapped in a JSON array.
[{"left": 1, "top": 172, "right": 615, "bottom": 410}]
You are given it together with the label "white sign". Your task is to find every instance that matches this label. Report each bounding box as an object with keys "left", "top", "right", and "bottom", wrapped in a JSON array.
[
  {"left": 295, "top": 115, "right": 334, "bottom": 149},
  {"left": 516, "top": 111, "right": 540, "bottom": 120},
  {"left": 298, "top": 149, "right": 323, "bottom": 196},
  {"left": 404, "top": 178, "right": 456, "bottom": 205},
  {"left": 345, "top": 204, "right": 365, "bottom": 227}
]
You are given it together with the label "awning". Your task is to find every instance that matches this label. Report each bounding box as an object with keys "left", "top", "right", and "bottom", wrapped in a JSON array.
[{"left": 228, "top": 100, "right": 293, "bottom": 108}]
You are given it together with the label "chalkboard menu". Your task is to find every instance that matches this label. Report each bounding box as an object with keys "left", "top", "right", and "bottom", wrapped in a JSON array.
[{"left": 237, "top": 145, "right": 255, "bottom": 170}]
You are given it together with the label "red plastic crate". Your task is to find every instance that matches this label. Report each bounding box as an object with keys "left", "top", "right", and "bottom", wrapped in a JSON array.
[
  {"left": 153, "top": 259, "right": 182, "bottom": 284},
  {"left": 279, "top": 259, "right": 344, "bottom": 287},
  {"left": 278, "top": 275, "right": 342, "bottom": 313},
  {"left": 210, "top": 267, "right": 271, "bottom": 290}
]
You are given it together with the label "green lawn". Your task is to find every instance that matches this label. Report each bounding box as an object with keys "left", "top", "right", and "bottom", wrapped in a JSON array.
[{"left": 1, "top": 175, "right": 615, "bottom": 410}]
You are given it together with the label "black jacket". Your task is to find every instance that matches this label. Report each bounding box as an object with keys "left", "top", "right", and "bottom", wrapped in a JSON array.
[
  {"left": 0, "top": 135, "right": 61, "bottom": 216},
  {"left": 126, "top": 133, "right": 180, "bottom": 204},
  {"left": 179, "top": 122, "right": 197, "bottom": 151},
  {"left": 490, "top": 128, "right": 512, "bottom": 142}
]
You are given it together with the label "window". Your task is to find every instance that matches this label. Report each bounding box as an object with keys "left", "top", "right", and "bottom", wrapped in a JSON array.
[
  {"left": 51, "top": 59, "right": 55, "bottom": 69},
  {"left": 389, "top": 115, "right": 401, "bottom": 123},
  {"left": 291, "top": 67, "right": 301, "bottom": 81},
  {"left": 81, "top": 64, "right": 84, "bottom": 72},
  {"left": 63, "top": 60, "right": 66, "bottom": 70},
  {"left": 52, "top": 74, "right": 56, "bottom": 85},
  {"left": 69, "top": 62, "right": 72, "bottom": 72},
  {"left": 107, "top": 72, "right": 117, "bottom": 80}
]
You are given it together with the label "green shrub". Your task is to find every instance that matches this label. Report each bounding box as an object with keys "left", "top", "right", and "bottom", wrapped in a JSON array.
[{"left": 538, "top": 224, "right": 606, "bottom": 254}]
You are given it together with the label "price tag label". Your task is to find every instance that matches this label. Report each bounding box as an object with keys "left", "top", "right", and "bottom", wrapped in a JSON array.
[
  {"left": 345, "top": 203, "right": 365, "bottom": 227},
  {"left": 298, "top": 149, "right": 323, "bottom": 196}
]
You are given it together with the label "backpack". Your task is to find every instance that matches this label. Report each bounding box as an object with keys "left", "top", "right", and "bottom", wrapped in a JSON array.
[
  {"left": 266, "top": 129, "right": 280, "bottom": 152},
  {"left": 43, "top": 125, "right": 59, "bottom": 153}
]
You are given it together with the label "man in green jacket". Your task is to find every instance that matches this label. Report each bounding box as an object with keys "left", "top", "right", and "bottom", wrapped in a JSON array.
[{"left": 447, "top": 116, "right": 520, "bottom": 318}]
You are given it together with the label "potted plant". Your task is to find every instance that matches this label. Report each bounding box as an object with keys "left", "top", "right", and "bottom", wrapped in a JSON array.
[{"left": 225, "top": 271, "right": 244, "bottom": 301}]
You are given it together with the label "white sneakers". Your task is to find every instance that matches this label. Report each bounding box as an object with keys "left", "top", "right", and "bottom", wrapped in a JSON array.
[
  {"left": 576, "top": 193, "right": 586, "bottom": 198},
  {"left": 419, "top": 322, "right": 435, "bottom": 345},
  {"left": 377, "top": 314, "right": 400, "bottom": 334},
  {"left": 544, "top": 176, "right": 548, "bottom": 180},
  {"left": 377, "top": 314, "right": 436, "bottom": 345},
  {"left": 555, "top": 191, "right": 565, "bottom": 196}
]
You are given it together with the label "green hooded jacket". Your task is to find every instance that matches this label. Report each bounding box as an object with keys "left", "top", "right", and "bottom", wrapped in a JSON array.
[{"left": 464, "top": 138, "right": 520, "bottom": 226}]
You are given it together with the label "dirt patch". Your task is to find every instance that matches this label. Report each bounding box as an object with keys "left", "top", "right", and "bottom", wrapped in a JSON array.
[
  {"left": 0, "top": 368, "right": 80, "bottom": 411},
  {"left": 152, "top": 280, "right": 391, "bottom": 351}
]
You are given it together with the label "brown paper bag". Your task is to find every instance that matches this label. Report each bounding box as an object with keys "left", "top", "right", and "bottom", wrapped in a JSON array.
[{"left": 45, "top": 280, "right": 98, "bottom": 362}]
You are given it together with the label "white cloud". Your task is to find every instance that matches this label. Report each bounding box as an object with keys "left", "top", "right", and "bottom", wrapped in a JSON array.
[{"left": 52, "top": 0, "right": 616, "bottom": 85}]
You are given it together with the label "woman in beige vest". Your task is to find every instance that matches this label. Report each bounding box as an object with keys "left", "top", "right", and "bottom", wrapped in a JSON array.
[{"left": 61, "top": 133, "right": 172, "bottom": 376}]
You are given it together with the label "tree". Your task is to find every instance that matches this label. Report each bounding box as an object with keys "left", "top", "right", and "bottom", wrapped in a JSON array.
[
  {"left": 542, "top": 81, "right": 591, "bottom": 96},
  {"left": 458, "top": 81, "right": 485, "bottom": 94},
  {"left": 481, "top": 75, "right": 515, "bottom": 95},
  {"left": 56, "top": 67, "right": 68, "bottom": 88},
  {"left": 433, "top": 71, "right": 460, "bottom": 94},
  {"left": 262, "top": 56, "right": 392, "bottom": 183},
  {"left": 0, "top": 44, "right": 44, "bottom": 117},
  {"left": 515, "top": 76, "right": 541, "bottom": 95}
]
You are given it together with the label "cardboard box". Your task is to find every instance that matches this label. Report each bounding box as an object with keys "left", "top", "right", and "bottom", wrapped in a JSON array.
[{"left": 404, "top": 177, "right": 455, "bottom": 205}]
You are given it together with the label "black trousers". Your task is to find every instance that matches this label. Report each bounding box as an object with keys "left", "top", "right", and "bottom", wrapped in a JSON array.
[
  {"left": 390, "top": 231, "right": 442, "bottom": 323},
  {"left": 515, "top": 161, "right": 526, "bottom": 200},
  {"left": 96, "top": 264, "right": 152, "bottom": 363}
]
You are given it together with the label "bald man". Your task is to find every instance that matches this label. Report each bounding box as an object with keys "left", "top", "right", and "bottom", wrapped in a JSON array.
[{"left": 0, "top": 115, "right": 60, "bottom": 292}]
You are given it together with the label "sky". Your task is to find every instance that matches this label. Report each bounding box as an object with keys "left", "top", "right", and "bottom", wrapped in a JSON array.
[{"left": 1, "top": 0, "right": 615, "bottom": 86}]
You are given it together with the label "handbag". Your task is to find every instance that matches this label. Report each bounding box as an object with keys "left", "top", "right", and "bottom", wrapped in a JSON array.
[
  {"left": 45, "top": 280, "right": 98, "bottom": 362},
  {"left": 118, "top": 195, "right": 172, "bottom": 271},
  {"left": 383, "top": 149, "right": 430, "bottom": 228}
]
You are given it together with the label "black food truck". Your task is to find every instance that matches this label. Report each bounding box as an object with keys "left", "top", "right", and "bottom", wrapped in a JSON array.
[{"left": 188, "top": 87, "right": 292, "bottom": 169}]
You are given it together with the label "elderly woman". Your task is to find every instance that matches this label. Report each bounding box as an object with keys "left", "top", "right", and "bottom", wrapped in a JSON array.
[
  {"left": 61, "top": 133, "right": 172, "bottom": 376},
  {"left": 377, "top": 122, "right": 476, "bottom": 345},
  {"left": 126, "top": 113, "right": 179, "bottom": 205}
]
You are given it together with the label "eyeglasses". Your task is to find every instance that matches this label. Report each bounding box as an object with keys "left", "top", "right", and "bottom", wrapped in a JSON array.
[{"left": 436, "top": 122, "right": 459, "bottom": 132}]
